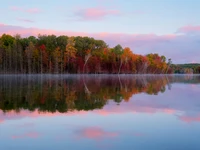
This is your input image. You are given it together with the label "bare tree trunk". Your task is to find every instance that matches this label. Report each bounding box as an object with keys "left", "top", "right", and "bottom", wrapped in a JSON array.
[
  {"left": 166, "top": 59, "right": 172, "bottom": 74},
  {"left": 40, "top": 52, "right": 43, "bottom": 74},
  {"left": 118, "top": 59, "right": 123, "bottom": 74},
  {"left": 60, "top": 51, "right": 63, "bottom": 74},
  {"left": 83, "top": 53, "right": 91, "bottom": 73},
  {"left": 28, "top": 57, "right": 32, "bottom": 74},
  {"left": 55, "top": 56, "right": 58, "bottom": 74},
  {"left": 9, "top": 47, "right": 12, "bottom": 73},
  {"left": 83, "top": 78, "right": 91, "bottom": 95}
]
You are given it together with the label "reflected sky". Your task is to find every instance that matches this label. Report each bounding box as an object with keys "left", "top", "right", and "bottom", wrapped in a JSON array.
[{"left": 0, "top": 75, "right": 200, "bottom": 150}]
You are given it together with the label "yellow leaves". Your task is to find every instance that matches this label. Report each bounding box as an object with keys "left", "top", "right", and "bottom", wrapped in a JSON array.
[
  {"left": 65, "top": 37, "right": 77, "bottom": 59},
  {"left": 33, "top": 49, "right": 39, "bottom": 59},
  {"left": 53, "top": 47, "right": 62, "bottom": 62},
  {"left": 54, "top": 86, "right": 62, "bottom": 101},
  {"left": 64, "top": 37, "right": 77, "bottom": 69},
  {"left": 65, "top": 46, "right": 77, "bottom": 59},
  {"left": 25, "top": 42, "right": 35, "bottom": 57}
]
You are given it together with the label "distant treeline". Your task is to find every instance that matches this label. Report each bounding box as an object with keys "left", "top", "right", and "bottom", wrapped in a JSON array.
[
  {"left": 0, "top": 34, "right": 172, "bottom": 74},
  {"left": 171, "top": 64, "right": 200, "bottom": 74}
]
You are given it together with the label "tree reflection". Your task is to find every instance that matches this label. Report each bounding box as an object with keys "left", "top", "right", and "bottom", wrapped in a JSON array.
[{"left": 0, "top": 75, "right": 200, "bottom": 113}]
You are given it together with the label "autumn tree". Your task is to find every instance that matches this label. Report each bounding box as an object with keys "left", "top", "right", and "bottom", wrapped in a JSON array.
[
  {"left": 64, "top": 37, "right": 77, "bottom": 73},
  {"left": 0, "top": 34, "right": 172, "bottom": 74},
  {"left": 53, "top": 47, "right": 61, "bottom": 73},
  {"left": 56, "top": 35, "right": 68, "bottom": 73}
]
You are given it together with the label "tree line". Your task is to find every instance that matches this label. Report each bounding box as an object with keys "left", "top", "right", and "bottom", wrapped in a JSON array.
[
  {"left": 171, "top": 63, "right": 200, "bottom": 74},
  {"left": 0, "top": 34, "right": 172, "bottom": 74}
]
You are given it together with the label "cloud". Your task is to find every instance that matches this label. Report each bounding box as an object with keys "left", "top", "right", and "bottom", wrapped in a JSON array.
[
  {"left": 26, "top": 8, "right": 41, "bottom": 14},
  {"left": 0, "top": 23, "right": 5, "bottom": 26},
  {"left": 178, "top": 115, "right": 200, "bottom": 123},
  {"left": 74, "top": 127, "right": 118, "bottom": 140},
  {"left": 10, "top": 6, "right": 23, "bottom": 11},
  {"left": 177, "top": 25, "right": 200, "bottom": 34},
  {"left": 0, "top": 23, "right": 88, "bottom": 37},
  {"left": 0, "top": 109, "right": 88, "bottom": 123},
  {"left": 74, "top": 7, "right": 120, "bottom": 21},
  {"left": 10, "top": 6, "right": 41, "bottom": 14},
  {"left": 17, "top": 18, "right": 34, "bottom": 23},
  {"left": 0, "top": 23, "right": 200, "bottom": 63},
  {"left": 132, "top": 132, "right": 145, "bottom": 137},
  {"left": 12, "top": 132, "right": 40, "bottom": 139}
]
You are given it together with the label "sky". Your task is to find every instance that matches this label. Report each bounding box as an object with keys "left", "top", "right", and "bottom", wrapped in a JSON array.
[{"left": 0, "top": 0, "right": 200, "bottom": 63}]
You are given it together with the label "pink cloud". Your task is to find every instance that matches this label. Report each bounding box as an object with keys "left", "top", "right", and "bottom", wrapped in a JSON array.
[
  {"left": 10, "top": 6, "right": 23, "bottom": 11},
  {"left": 132, "top": 132, "right": 145, "bottom": 137},
  {"left": 10, "top": 6, "right": 41, "bottom": 14},
  {"left": 177, "top": 25, "right": 200, "bottom": 34},
  {"left": 75, "top": 7, "right": 120, "bottom": 21},
  {"left": 0, "top": 109, "right": 88, "bottom": 123},
  {"left": 178, "top": 115, "right": 200, "bottom": 123},
  {"left": 0, "top": 24, "right": 88, "bottom": 37},
  {"left": 26, "top": 8, "right": 41, "bottom": 13},
  {"left": 75, "top": 127, "right": 118, "bottom": 140},
  {"left": 0, "top": 23, "right": 5, "bottom": 26},
  {"left": 163, "top": 109, "right": 176, "bottom": 114},
  {"left": 12, "top": 132, "right": 39, "bottom": 139}
]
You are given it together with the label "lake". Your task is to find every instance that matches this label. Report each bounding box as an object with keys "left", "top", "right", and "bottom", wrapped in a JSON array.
[{"left": 0, "top": 75, "right": 200, "bottom": 150}]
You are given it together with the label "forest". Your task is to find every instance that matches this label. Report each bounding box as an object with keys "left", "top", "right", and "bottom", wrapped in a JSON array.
[
  {"left": 0, "top": 34, "right": 172, "bottom": 74},
  {"left": 171, "top": 63, "right": 200, "bottom": 74}
]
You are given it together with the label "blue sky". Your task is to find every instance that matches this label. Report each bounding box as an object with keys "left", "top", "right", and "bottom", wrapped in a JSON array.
[{"left": 1, "top": 0, "right": 200, "bottom": 63}]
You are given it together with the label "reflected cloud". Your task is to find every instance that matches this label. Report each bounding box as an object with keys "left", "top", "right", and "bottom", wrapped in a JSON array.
[
  {"left": 132, "top": 132, "right": 145, "bottom": 137},
  {"left": 178, "top": 114, "right": 200, "bottom": 123},
  {"left": 74, "top": 127, "right": 118, "bottom": 140},
  {"left": 12, "top": 132, "right": 40, "bottom": 139},
  {"left": 0, "top": 110, "right": 87, "bottom": 123}
]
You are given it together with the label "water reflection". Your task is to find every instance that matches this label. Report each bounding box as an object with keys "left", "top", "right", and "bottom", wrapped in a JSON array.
[
  {"left": 0, "top": 75, "right": 199, "bottom": 120},
  {"left": 0, "top": 75, "right": 200, "bottom": 112},
  {"left": 0, "top": 75, "right": 200, "bottom": 150},
  {"left": 0, "top": 75, "right": 172, "bottom": 112}
]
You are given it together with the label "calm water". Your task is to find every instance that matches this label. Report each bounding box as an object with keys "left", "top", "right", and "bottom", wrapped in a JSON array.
[{"left": 0, "top": 75, "right": 200, "bottom": 150}]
